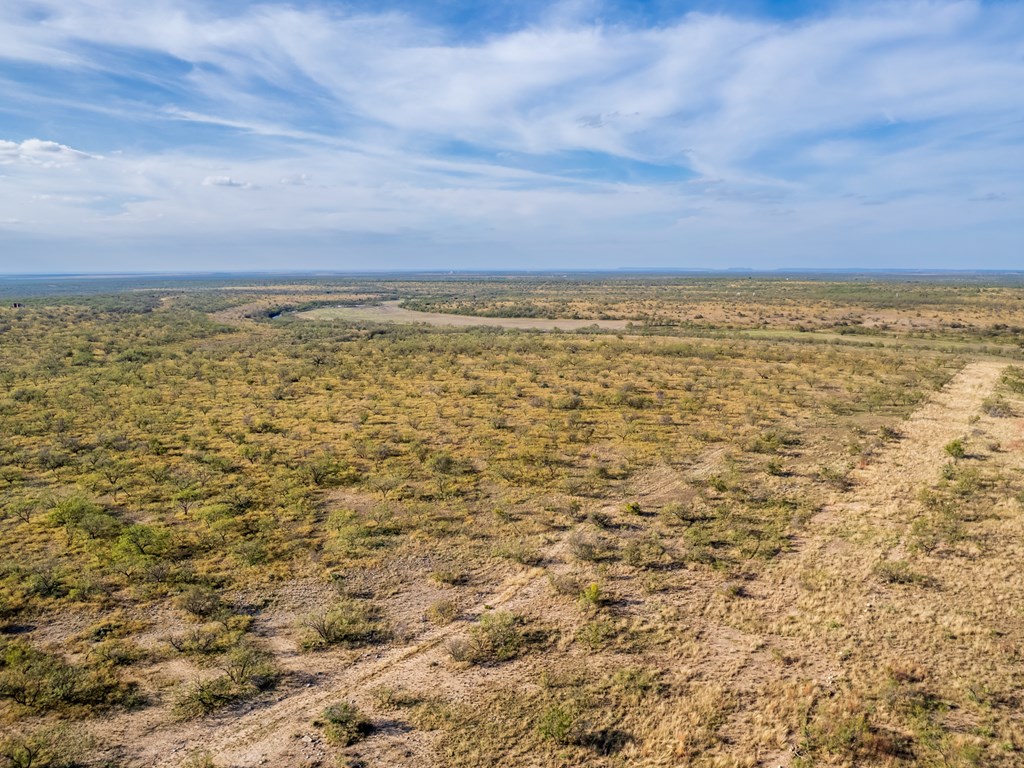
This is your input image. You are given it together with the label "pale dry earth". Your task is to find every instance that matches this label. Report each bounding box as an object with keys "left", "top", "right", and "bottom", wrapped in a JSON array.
[
  {"left": 296, "top": 301, "right": 632, "bottom": 331},
  {"left": 294, "top": 301, "right": 1014, "bottom": 357}
]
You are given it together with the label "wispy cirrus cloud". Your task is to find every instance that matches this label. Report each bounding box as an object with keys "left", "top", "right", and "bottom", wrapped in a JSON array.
[{"left": 0, "top": 0, "right": 1021, "bottom": 271}]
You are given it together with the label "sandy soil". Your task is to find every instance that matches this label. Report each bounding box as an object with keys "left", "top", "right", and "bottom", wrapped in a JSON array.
[
  {"left": 807, "top": 359, "right": 1006, "bottom": 542},
  {"left": 295, "top": 301, "right": 633, "bottom": 331}
]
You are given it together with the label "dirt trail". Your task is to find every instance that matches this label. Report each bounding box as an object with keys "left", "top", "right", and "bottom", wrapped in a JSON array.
[
  {"left": 129, "top": 536, "right": 570, "bottom": 767},
  {"left": 752, "top": 359, "right": 1013, "bottom": 766},
  {"left": 814, "top": 359, "right": 1005, "bottom": 534},
  {"left": 716, "top": 362, "right": 1011, "bottom": 768},
  {"left": 132, "top": 467, "right": 679, "bottom": 766},
  {"left": 775, "top": 359, "right": 1010, "bottom": 613}
]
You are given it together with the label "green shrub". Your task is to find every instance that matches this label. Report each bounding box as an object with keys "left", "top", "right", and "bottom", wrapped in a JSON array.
[
  {"left": 0, "top": 640, "right": 134, "bottom": 714},
  {"left": 449, "top": 612, "right": 528, "bottom": 664},
  {"left": 944, "top": 439, "right": 966, "bottom": 460},
  {"left": 301, "top": 600, "right": 390, "bottom": 650},
  {"left": 48, "top": 496, "right": 103, "bottom": 535},
  {"left": 173, "top": 676, "right": 238, "bottom": 720},
  {"left": 172, "top": 643, "right": 277, "bottom": 721},
  {"left": 621, "top": 536, "right": 669, "bottom": 569},
  {"left": 426, "top": 600, "right": 459, "bottom": 626},
  {"left": 91, "top": 639, "right": 144, "bottom": 667},
  {"left": 578, "top": 582, "right": 605, "bottom": 611},
  {"left": 1000, "top": 366, "right": 1024, "bottom": 394},
  {"left": 0, "top": 725, "right": 85, "bottom": 768},
  {"left": 167, "top": 624, "right": 237, "bottom": 656},
  {"left": 23, "top": 566, "right": 67, "bottom": 599},
  {"left": 322, "top": 701, "right": 373, "bottom": 745},
  {"left": 77, "top": 512, "right": 123, "bottom": 540},
  {"left": 576, "top": 618, "right": 616, "bottom": 650},
  {"left": 537, "top": 703, "right": 578, "bottom": 745},
  {"left": 177, "top": 587, "right": 225, "bottom": 620},
  {"left": 220, "top": 643, "right": 279, "bottom": 691}
]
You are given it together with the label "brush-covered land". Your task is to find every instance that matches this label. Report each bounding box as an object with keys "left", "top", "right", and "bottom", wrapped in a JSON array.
[{"left": 1, "top": 274, "right": 1023, "bottom": 768}]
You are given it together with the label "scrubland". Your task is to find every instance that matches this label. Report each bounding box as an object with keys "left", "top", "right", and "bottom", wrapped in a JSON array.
[{"left": 0, "top": 276, "right": 1022, "bottom": 767}]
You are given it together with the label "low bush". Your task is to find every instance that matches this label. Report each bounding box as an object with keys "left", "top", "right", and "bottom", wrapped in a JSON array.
[
  {"left": 944, "top": 439, "right": 966, "bottom": 460},
  {"left": 578, "top": 582, "right": 605, "bottom": 611},
  {"left": 173, "top": 676, "right": 239, "bottom": 720},
  {"left": 321, "top": 701, "right": 374, "bottom": 746},
  {"left": 873, "top": 560, "right": 934, "bottom": 587},
  {"left": 426, "top": 600, "right": 459, "bottom": 626},
  {"left": 621, "top": 536, "right": 669, "bottom": 569},
  {"left": 448, "top": 612, "right": 528, "bottom": 664},
  {"left": 537, "top": 703, "right": 579, "bottom": 745},
  {"left": 493, "top": 538, "right": 542, "bottom": 566},
  {"left": 177, "top": 586, "right": 226, "bottom": 620},
  {"left": 430, "top": 568, "right": 467, "bottom": 587},
  {"left": 547, "top": 571, "right": 581, "bottom": 596},
  {"left": 0, "top": 640, "right": 136, "bottom": 714},
  {"left": 568, "top": 531, "right": 606, "bottom": 562},
  {"left": 173, "top": 642, "right": 278, "bottom": 720},
  {"left": 981, "top": 396, "right": 1014, "bottom": 417},
  {"left": 301, "top": 599, "right": 390, "bottom": 650},
  {"left": 180, "top": 752, "right": 217, "bottom": 768},
  {"left": 1001, "top": 365, "right": 1024, "bottom": 394},
  {"left": 220, "top": 643, "right": 279, "bottom": 691},
  {"left": 0, "top": 725, "right": 85, "bottom": 768},
  {"left": 167, "top": 624, "right": 237, "bottom": 657},
  {"left": 576, "top": 618, "right": 616, "bottom": 650}
]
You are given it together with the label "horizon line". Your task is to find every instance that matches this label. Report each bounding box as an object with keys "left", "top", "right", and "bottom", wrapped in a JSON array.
[{"left": 5, "top": 267, "right": 1024, "bottom": 279}]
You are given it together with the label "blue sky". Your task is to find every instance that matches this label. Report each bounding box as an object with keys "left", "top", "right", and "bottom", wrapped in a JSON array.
[{"left": 0, "top": 0, "right": 1021, "bottom": 272}]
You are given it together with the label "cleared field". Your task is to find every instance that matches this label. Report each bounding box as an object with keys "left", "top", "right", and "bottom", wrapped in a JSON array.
[
  {"left": 297, "top": 300, "right": 1020, "bottom": 358},
  {"left": 296, "top": 300, "right": 632, "bottom": 330}
]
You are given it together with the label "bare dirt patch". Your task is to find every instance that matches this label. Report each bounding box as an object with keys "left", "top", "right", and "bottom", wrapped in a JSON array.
[{"left": 296, "top": 300, "right": 633, "bottom": 331}]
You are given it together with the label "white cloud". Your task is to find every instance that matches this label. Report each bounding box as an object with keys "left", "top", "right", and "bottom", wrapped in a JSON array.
[
  {"left": 0, "top": 138, "right": 96, "bottom": 166},
  {"left": 0, "top": 1, "right": 1021, "bottom": 268},
  {"left": 201, "top": 175, "right": 251, "bottom": 188},
  {"left": 2, "top": 3, "right": 1021, "bottom": 173}
]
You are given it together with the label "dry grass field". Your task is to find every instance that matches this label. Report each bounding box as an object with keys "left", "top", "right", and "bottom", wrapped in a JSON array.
[
  {"left": 1, "top": 275, "right": 1022, "bottom": 767},
  {"left": 297, "top": 300, "right": 632, "bottom": 331}
]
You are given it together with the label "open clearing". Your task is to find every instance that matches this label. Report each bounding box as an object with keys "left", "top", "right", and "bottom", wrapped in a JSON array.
[
  {"left": 295, "top": 300, "right": 632, "bottom": 330},
  {"left": 296, "top": 301, "right": 1017, "bottom": 357}
]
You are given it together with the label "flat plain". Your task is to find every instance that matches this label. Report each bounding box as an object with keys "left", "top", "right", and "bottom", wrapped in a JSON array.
[
  {"left": 1, "top": 274, "right": 1023, "bottom": 768},
  {"left": 296, "top": 300, "right": 632, "bottom": 331}
]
